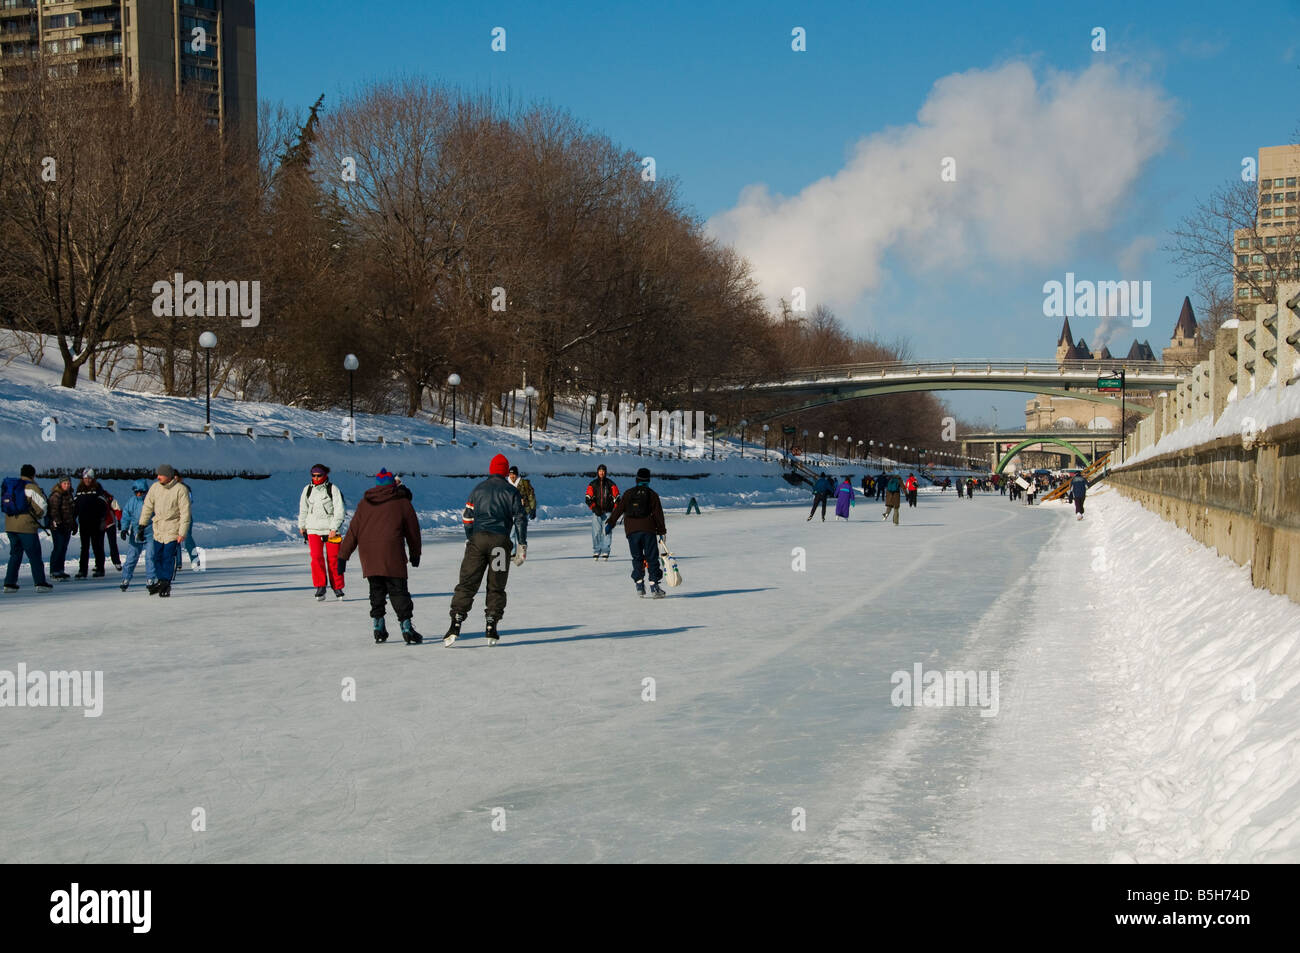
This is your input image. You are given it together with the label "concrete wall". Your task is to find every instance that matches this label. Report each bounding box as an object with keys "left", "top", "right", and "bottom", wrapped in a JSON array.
[{"left": 1111, "top": 281, "right": 1300, "bottom": 604}]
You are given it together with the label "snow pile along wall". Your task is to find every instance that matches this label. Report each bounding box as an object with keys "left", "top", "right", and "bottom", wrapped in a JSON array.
[{"left": 1082, "top": 492, "right": 1300, "bottom": 862}]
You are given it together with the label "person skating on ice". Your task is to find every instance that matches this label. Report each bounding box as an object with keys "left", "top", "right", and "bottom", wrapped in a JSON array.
[
  {"left": 604, "top": 467, "right": 668, "bottom": 598},
  {"left": 585, "top": 464, "right": 619, "bottom": 560},
  {"left": 298, "top": 463, "right": 347, "bottom": 600},
  {"left": 117, "top": 479, "right": 155, "bottom": 591},
  {"left": 2, "top": 464, "right": 52, "bottom": 593},
  {"left": 136, "top": 464, "right": 191, "bottom": 598},
  {"left": 339, "top": 468, "right": 422, "bottom": 643},
  {"left": 807, "top": 472, "right": 834, "bottom": 521},
  {"left": 445, "top": 454, "right": 527, "bottom": 645},
  {"left": 833, "top": 475, "right": 855, "bottom": 521}
]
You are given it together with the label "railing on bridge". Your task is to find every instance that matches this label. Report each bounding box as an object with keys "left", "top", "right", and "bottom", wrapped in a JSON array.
[{"left": 708, "top": 360, "right": 1186, "bottom": 389}]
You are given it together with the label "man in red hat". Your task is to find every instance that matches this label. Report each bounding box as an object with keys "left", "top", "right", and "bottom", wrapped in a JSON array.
[{"left": 444, "top": 453, "right": 527, "bottom": 646}]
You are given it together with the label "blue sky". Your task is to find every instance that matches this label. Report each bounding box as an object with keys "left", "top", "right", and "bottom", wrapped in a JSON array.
[{"left": 257, "top": 0, "right": 1300, "bottom": 425}]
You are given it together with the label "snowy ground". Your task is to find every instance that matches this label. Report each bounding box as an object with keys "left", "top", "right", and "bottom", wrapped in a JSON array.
[{"left": 5, "top": 487, "right": 1295, "bottom": 862}]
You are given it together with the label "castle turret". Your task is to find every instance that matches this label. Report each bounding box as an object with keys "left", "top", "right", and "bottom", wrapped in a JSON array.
[{"left": 1165, "top": 296, "right": 1202, "bottom": 367}]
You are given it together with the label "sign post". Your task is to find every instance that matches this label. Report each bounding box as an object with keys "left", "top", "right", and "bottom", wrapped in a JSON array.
[{"left": 1098, "top": 372, "right": 1126, "bottom": 461}]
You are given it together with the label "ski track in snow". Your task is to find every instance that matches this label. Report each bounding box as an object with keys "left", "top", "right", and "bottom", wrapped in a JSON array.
[{"left": 1, "top": 488, "right": 1297, "bottom": 862}]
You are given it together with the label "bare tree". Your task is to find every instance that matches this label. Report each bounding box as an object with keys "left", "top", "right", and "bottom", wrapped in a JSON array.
[{"left": 0, "top": 74, "right": 239, "bottom": 387}]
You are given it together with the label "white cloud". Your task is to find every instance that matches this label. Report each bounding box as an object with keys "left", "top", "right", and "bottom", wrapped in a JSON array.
[{"left": 708, "top": 61, "right": 1176, "bottom": 313}]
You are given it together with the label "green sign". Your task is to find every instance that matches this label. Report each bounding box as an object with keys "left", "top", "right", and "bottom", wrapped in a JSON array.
[
  {"left": 1097, "top": 375, "right": 1122, "bottom": 392},
  {"left": 782, "top": 426, "right": 797, "bottom": 435}
]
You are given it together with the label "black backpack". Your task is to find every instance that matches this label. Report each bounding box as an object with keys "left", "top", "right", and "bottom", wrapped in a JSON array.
[
  {"left": 305, "top": 481, "right": 345, "bottom": 516},
  {"left": 624, "top": 485, "right": 652, "bottom": 519}
]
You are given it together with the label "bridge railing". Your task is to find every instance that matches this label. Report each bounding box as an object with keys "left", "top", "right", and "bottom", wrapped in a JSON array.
[{"left": 709, "top": 360, "right": 1185, "bottom": 389}]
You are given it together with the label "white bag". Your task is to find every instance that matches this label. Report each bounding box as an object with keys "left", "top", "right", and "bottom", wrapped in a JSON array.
[{"left": 658, "top": 536, "right": 682, "bottom": 588}]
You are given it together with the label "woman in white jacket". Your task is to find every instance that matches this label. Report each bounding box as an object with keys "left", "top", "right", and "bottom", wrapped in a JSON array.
[{"left": 298, "top": 463, "right": 347, "bottom": 600}]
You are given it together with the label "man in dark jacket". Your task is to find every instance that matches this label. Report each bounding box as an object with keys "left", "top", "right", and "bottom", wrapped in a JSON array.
[
  {"left": 605, "top": 467, "right": 668, "bottom": 598},
  {"left": 1069, "top": 472, "right": 1089, "bottom": 520},
  {"left": 45, "top": 475, "right": 76, "bottom": 580},
  {"left": 807, "top": 473, "right": 834, "bottom": 521},
  {"left": 876, "top": 472, "right": 888, "bottom": 501},
  {"left": 585, "top": 464, "right": 619, "bottom": 560},
  {"left": 339, "top": 468, "right": 423, "bottom": 644},
  {"left": 445, "top": 454, "right": 527, "bottom": 646},
  {"left": 73, "top": 468, "right": 111, "bottom": 578},
  {"left": 882, "top": 472, "right": 903, "bottom": 525}
]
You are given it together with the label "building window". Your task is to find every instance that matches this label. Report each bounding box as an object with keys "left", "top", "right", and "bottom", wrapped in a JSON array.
[
  {"left": 1266, "top": 237, "right": 1277, "bottom": 246},
  {"left": 1262, "top": 193, "right": 1272, "bottom": 203},
  {"left": 1276, "top": 178, "right": 1286, "bottom": 187},
  {"left": 1288, "top": 207, "right": 1297, "bottom": 218},
  {"left": 1262, "top": 208, "right": 1272, "bottom": 218}
]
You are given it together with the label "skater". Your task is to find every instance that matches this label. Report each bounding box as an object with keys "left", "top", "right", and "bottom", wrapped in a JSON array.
[
  {"left": 882, "top": 472, "right": 902, "bottom": 525},
  {"left": 1070, "top": 471, "right": 1089, "bottom": 520},
  {"left": 807, "top": 472, "right": 834, "bottom": 521},
  {"left": 136, "top": 464, "right": 191, "bottom": 598},
  {"left": 3, "top": 464, "right": 52, "bottom": 593},
  {"left": 507, "top": 465, "right": 537, "bottom": 556},
  {"left": 862, "top": 474, "right": 874, "bottom": 500},
  {"left": 957, "top": 478, "right": 964, "bottom": 498},
  {"left": 175, "top": 473, "right": 205, "bottom": 570},
  {"left": 117, "top": 479, "right": 155, "bottom": 591},
  {"left": 339, "top": 468, "right": 422, "bottom": 644},
  {"left": 585, "top": 464, "right": 619, "bottom": 560},
  {"left": 876, "top": 472, "right": 888, "bottom": 501},
  {"left": 445, "top": 454, "right": 527, "bottom": 645},
  {"left": 298, "top": 463, "right": 347, "bottom": 600},
  {"left": 905, "top": 473, "right": 919, "bottom": 508},
  {"left": 73, "top": 468, "right": 112, "bottom": 578},
  {"left": 508, "top": 466, "right": 537, "bottom": 519},
  {"left": 604, "top": 466, "right": 667, "bottom": 598},
  {"left": 686, "top": 496, "right": 701, "bottom": 514},
  {"left": 46, "top": 475, "right": 76, "bottom": 580},
  {"left": 101, "top": 489, "right": 123, "bottom": 570},
  {"left": 833, "top": 476, "right": 855, "bottom": 521}
]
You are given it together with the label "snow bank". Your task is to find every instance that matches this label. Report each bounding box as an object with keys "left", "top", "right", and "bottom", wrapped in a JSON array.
[
  {"left": 1081, "top": 490, "right": 1300, "bottom": 862},
  {"left": 1, "top": 339, "right": 809, "bottom": 554}
]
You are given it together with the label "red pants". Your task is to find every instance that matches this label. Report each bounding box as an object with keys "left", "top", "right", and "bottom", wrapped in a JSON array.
[{"left": 308, "top": 534, "right": 344, "bottom": 589}]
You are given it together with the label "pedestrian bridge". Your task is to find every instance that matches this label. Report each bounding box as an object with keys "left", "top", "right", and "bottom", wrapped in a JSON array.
[{"left": 708, "top": 360, "right": 1187, "bottom": 422}]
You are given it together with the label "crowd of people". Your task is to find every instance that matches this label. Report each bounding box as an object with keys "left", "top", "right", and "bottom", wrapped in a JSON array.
[{"left": 4, "top": 464, "right": 203, "bottom": 596}]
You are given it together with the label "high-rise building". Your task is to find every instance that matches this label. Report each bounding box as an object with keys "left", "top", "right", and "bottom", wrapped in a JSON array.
[
  {"left": 1234, "top": 144, "right": 1300, "bottom": 312},
  {"left": 0, "top": 0, "right": 256, "bottom": 146}
]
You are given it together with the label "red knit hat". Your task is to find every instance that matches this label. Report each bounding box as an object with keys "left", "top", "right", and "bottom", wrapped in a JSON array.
[{"left": 489, "top": 454, "right": 509, "bottom": 476}]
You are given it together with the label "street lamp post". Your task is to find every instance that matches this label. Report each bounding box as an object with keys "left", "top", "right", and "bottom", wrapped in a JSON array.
[
  {"left": 524, "top": 385, "right": 537, "bottom": 448},
  {"left": 801, "top": 429, "right": 808, "bottom": 462},
  {"left": 587, "top": 395, "right": 597, "bottom": 451},
  {"left": 818, "top": 431, "right": 825, "bottom": 464},
  {"left": 447, "top": 373, "right": 461, "bottom": 443},
  {"left": 762, "top": 424, "right": 770, "bottom": 458},
  {"left": 198, "top": 331, "right": 217, "bottom": 425},
  {"left": 635, "top": 402, "right": 645, "bottom": 456},
  {"left": 832, "top": 435, "right": 838, "bottom": 461},
  {"left": 858, "top": 440, "right": 864, "bottom": 463},
  {"left": 709, "top": 414, "right": 718, "bottom": 461},
  {"left": 343, "top": 353, "right": 359, "bottom": 441},
  {"left": 739, "top": 419, "right": 748, "bottom": 459}
]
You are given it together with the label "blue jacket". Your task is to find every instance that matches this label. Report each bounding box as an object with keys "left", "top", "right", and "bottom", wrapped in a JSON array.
[
  {"left": 121, "top": 480, "right": 153, "bottom": 541},
  {"left": 1070, "top": 475, "right": 1088, "bottom": 500},
  {"left": 813, "top": 476, "right": 835, "bottom": 495}
]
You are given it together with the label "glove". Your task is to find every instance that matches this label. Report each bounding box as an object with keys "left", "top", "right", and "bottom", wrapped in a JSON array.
[
  {"left": 512, "top": 544, "right": 526, "bottom": 567},
  {"left": 409, "top": 553, "right": 420, "bottom": 568},
  {"left": 135, "top": 528, "right": 146, "bottom": 544},
  {"left": 604, "top": 522, "right": 613, "bottom": 535},
  {"left": 528, "top": 509, "right": 537, "bottom": 520},
  {"left": 120, "top": 528, "right": 128, "bottom": 541}
]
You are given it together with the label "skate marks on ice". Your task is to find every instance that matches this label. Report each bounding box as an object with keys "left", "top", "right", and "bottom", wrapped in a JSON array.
[{"left": 809, "top": 505, "right": 1108, "bottom": 862}]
